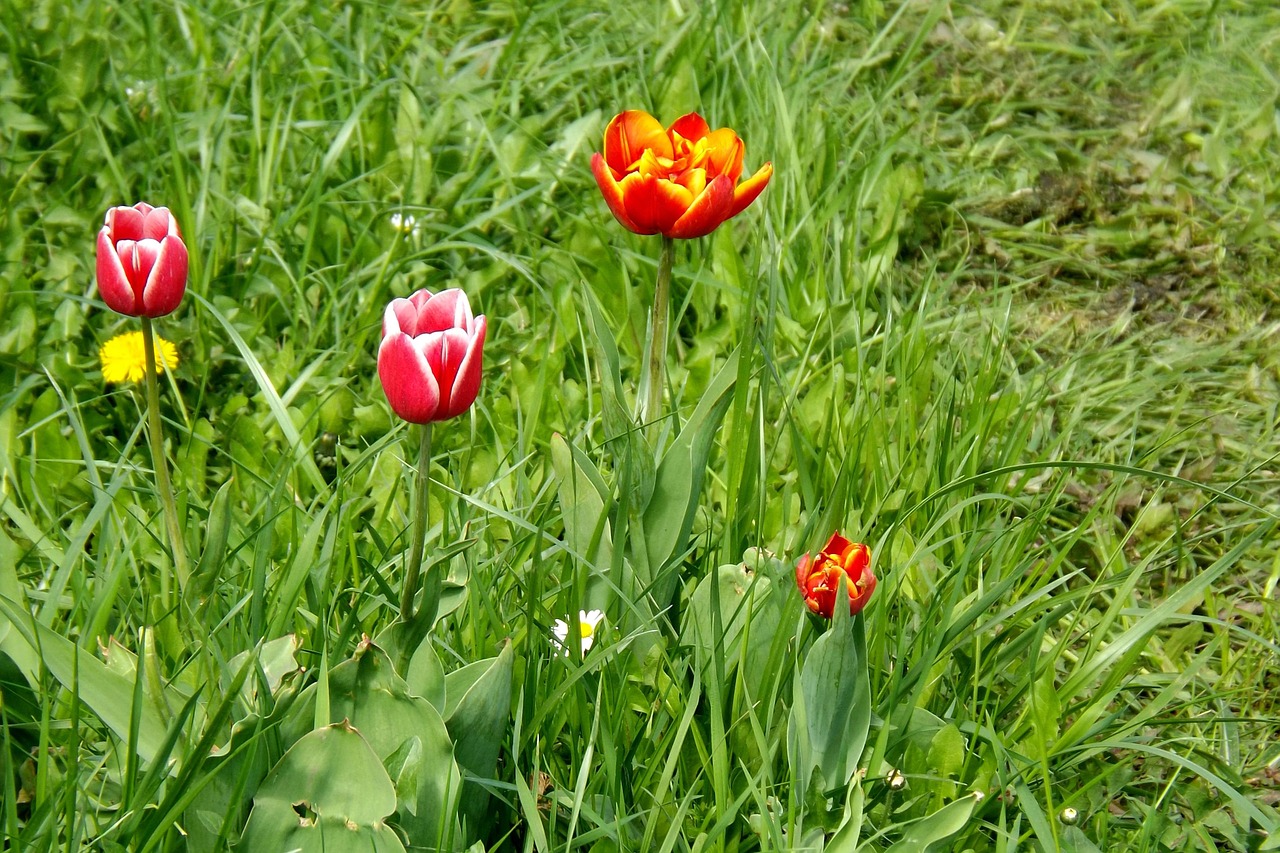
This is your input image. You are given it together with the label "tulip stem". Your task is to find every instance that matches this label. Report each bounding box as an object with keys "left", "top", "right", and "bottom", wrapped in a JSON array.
[
  {"left": 643, "top": 235, "right": 675, "bottom": 424},
  {"left": 401, "top": 422, "right": 435, "bottom": 625},
  {"left": 140, "top": 317, "right": 189, "bottom": 604}
]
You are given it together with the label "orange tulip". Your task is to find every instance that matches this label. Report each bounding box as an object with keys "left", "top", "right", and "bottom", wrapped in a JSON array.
[
  {"left": 590, "top": 110, "right": 773, "bottom": 239},
  {"left": 796, "top": 533, "right": 876, "bottom": 619}
]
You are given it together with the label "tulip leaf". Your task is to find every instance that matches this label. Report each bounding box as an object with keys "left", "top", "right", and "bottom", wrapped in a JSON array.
[
  {"left": 325, "top": 638, "right": 461, "bottom": 848},
  {"left": 550, "top": 433, "right": 616, "bottom": 611},
  {"left": 0, "top": 595, "right": 173, "bottom": 765},
  {"left": 826, "top": 774, "right": 868, "bottom": 853},
  {"left": 788, "top": 607, "right": 872, "bottom": 802},
  {"left": 878, "top": 791, "right": 983, "bottom": 853},
  {"left": 194, "top": 479, "right": 233, "bottom": 595},
  {"left": 445, "top": 641, "right": 514, "bottom": 839},
  {"left": 408, "top": 636, "right": 447, "bottom": 712},
  {"left": 0, "top": 541, "right": 39, "bottom": 681},
  {"left": 643, "top": 348, "right": 740, "bottom": 605},
  {"left": 581, "top": 280, "right": 633, "bottom": 445},
  {"left": 583, "top": 285, "right": 654, "bottom": 510},
  {"left": 680, "top": 560, "right": 776, "bottom": 682},
  {"left": 240, "top": 721, "right": 406, "bottom": 853},
  {"left": 225, "top": 634, "right": 301, "bottom": 706}
]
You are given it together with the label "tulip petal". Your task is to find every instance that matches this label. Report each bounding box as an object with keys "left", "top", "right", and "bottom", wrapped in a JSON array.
[
  {"left": 728, "top": 162, "right": 773, "bottom": 218},
  {"left": 108, "top": 206, "right": 147, "bottom": 241},
  {"left": 603, "top": 110, "right": 672, "bottom": 173},
  {"left": 385, "top": 298, "right": 413, "bottom": 337},
  {"left": 130, "top": 239, "right": 161, "bottom": 288},
  {"left": 848, "top": 572, "right": 876, "bottom": 616},
  {"left": 414, "top": 289, "right": 467, "bottom": 335},
  {"left": 591, "top": 152, "right": 644, "bottom": 234},
  {"left": 141, "top": 234, "right": 188, "bottom": 317},
  {"left": 668, "top": 112, "right": 710, "bottom": 143},
  {"left": 795, "top": 553, "right": 813, "bottom": 588},
  {"left": 703, "top": 129, "right": 745, "bottom": 181},
  {"left": 142, "top": 206, "right": 178, "bottom": 240},
  {"left": 823, "top": 531, "right": 852, "bottom": 555},
  {"left": 623, "top": 175, "right": 694, "bottom": 236},
  {"left": 96, "top": 229, "right": 139, "bottom": 315},
  {"left": 378, "top": 333, "right": 441, "bottom": 424},
  {"left": 440, "top": 315, "right": 486, "bottom": 419},
  {"left": 421, "top": 328, "right": 470, "bottom": 409},
  {"left": 666, "top": 174, "right": 733, "bottom": 239}
]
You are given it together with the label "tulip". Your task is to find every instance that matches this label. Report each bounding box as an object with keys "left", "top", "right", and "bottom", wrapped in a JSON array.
[
  {"left": 796, "top": 532, "right": 876, "bottom": 619},
  {"left": 96, "top": 203, "right": 188, "bottom": 318},
  {"left": 377, "top": 288, "right": 487, "bottom": 424},
  {"left": 590, "top": 110, "right": 773, "bottom": 239}
]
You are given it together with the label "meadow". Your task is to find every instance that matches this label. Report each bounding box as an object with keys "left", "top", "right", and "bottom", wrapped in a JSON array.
[{"left": 2, "top": 0, "right": 1279, "bottom": 850}]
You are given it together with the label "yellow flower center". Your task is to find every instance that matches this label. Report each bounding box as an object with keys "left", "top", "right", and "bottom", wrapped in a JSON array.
[{"left": 579, "top": 619, "right": 596, "bottom": 639}]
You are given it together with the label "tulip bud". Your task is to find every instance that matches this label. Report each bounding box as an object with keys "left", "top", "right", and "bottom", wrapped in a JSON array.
[
  {"left": 377, "top": 288, "right": 486, "bottom": 424},
  {"left": 795, "top": 532, "right": 876, "bottom": 619},
  {"left": 95, "top": 203, "right": 189, "bottom": 318}
]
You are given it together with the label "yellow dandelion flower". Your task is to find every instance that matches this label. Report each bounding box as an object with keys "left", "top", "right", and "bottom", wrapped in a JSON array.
[{"left": 99, "top": 331, "right": 179, "bottom": 384}]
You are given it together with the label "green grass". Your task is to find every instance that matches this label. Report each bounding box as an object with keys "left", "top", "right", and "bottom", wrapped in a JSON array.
[{"left": 2, "top": 0, "right": 1280, "bottom": 850}]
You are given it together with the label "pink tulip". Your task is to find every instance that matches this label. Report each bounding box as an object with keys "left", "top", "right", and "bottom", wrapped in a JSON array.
[
  {"left": 378, "top": 288, "right": 486, "bottom": 424},
  {"left": 95, "top": 203, "right": 189, "bottom": 318}
]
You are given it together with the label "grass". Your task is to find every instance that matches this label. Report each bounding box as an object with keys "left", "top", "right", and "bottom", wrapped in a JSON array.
[{"left": 2, "top": 0, "right": 1279, "bottom": 850}]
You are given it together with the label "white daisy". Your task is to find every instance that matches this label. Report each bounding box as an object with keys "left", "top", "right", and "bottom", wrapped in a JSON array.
[
  {"left": 551, "top": 610, "right": 605, "bottom": 656},
  {"left": 389, "top": 212, "right": 420, "bottom": 236}
]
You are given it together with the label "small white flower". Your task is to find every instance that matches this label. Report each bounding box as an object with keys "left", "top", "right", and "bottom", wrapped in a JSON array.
[
  {"left": 389, "top": 212, "right": 420, "bottom": 236},
  {"left": 551, "top": 610, "right": 605, "bottom": 656}
]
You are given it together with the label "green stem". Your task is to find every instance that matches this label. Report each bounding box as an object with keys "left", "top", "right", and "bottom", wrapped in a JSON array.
[
  {"left": 643, "top": 235, "right": 675, "bottom": 423},
  {"left": 140, "top": 317, "right": 189, "bottom": 604},
  {"left": 400, "top": 422, "right": 434, "bottom": 623}
]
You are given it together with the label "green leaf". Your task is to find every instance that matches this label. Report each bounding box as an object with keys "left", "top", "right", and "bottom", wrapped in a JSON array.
[
  {"left": 326, "top": 638, "right": 461, "bottom": 848},
  {"left": 445, "top": 641, "right": 514, "bottom": 839},
  {"left": 0, "top": 596, "right": 172, "bottom": 764},
  {"left": 550, "top": 433, "right": 617, "bottom": 611},
  {"left": 240, "top": 721, "right": 406, "bottom": 853},
  {"left": 680, "top": 560, "right": 775, "bottom": 680},
  {"left": 194, "top": 479, "right": 233, "bottom": 595},
  {"left": 925, "top": 724, "right": 965, "bottom": 779},
  {"left": 879, "top": 791, "right": 982, "bottom": 853},
  {"left": 225, "top": 634, "right": 300, "bottom": 706},
  {"left": 642, "top": 348, "right": 740, "bottom": 604},
  {"left": 582, "top": 284, "right": 655, "bottom": 519},
  {"left": 788, "top": 607, "right": 872, "bottom": 799}
]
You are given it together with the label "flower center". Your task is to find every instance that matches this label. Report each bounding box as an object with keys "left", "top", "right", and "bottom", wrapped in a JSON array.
[{"left": 579, "top": 620, "right": 596, "bottom": 638}]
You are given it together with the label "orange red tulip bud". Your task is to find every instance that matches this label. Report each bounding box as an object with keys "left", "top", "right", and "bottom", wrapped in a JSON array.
[
  {"left": 377, "top": 288, "right": 486, "bottom": 424},
  {"left": 95, "top": 203, "right": 188, "bottom": 318},
  {"left": 591, "top": 110, "right": 772, "bottom": 239},
  {"left": 796, "top": 532, "right": 876, "bottom": 619}
]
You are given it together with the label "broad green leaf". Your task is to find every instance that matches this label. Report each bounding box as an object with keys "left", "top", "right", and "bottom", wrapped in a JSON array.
[
  {"left": 643, "top": 348, "right": 740, "bottom": 604},
  {"left": 826, "top": 774, "right": 867, "bottom": 853},
  {"left": 445, "top": 641, "right": 514, "bottom": 839},
  {"left": 878, "top": 792, "right": 982, "bottom": 853},
  {"left": 0, "top": 596, "right": 171, "bottom": 764},
  {"left": 680, "top": 560, "right": 775, "bottom": 679},
  {"left": 926, "top": 724, "right": 965, "bottom": 779},
  {"left": 788, "top": 606, "right": 872, "bottom": 799},
  {"left": 0, "top": 535, "right": 38, "bottom": 680},
  {"left": 326, "top": 638, "right": 461, "bottom": 848},
  {"left": 583, "top": 284, "right": 656, "bottom": 520},
  {"left": 240, "top": 721, "right": 406, "bottom": 852},
  {"left": 194, "top": 479, "right": 233, "bottom": 595},
  {"left": 225, "top": 634, "right": 300, "bottom": 706},
  {"left": 550, "top": 433, "right": 618, "bottom": 611}
]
